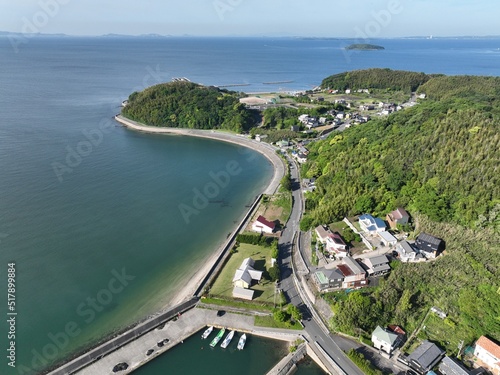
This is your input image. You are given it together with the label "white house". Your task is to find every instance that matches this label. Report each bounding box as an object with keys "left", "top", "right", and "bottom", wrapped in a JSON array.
[
  {"left": 378, "top": 231, "right": 397, "bottom": 247},
  {"left": 372, "top": 326, "right": 401, "bottom": 354},
  {"left": 396, "top": 241, "right": 424, "bottom": 263},
  {"left": 359, "top": 214, "right": 386, "bottom": 234},
  {"left": 232, "top": 258, "right": 263, "bottom": 289},
  {"left": 252, "top": 215, "right": 275, "bottom": 234},
  {"left": 474, "top": 336, "right": 500, "bottom": 375}
]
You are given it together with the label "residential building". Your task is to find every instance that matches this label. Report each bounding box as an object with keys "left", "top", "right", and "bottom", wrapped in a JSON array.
[
  {"left": 415, "top": 233, "right": 444, "bottom": 258},
  {"left": 371, "top": 326, "right": 402, "bottom": 354},
  {"left": 378, "top": 231, "right": 398, "bottom": 247},
  {"left": 296, "top": 153, "right": 308, "bottom": 163},
  {"left": 407, "top": 340, "right": 445, "bottom": 374},
  {"left": 474, "top": 336, "right": 500, "bottom": 375},
  {"left": 313, "top": 268, "right": 344, "bottom": 290},
  {"left": 396, "top": 241, "right": 422, "bottom": 262},
  {"left": 359, "top": 214, "right": 386, "bottom": 234},
  {"left": 232, "top": 258, "right": 263, "bottom": 289},
  {"left": 339, "top": 257, "right": 367, "bottom": 288},
  {"left": 388, "top": 325, "right": 406, "bottom": 335},
  {"left": 315, "top": 225, "right": 331, "bottom": 244},
  {"left": 327, "top": 232, "right": 347, "bottom": 251},
  {"left": 438, "top": 356, "right": 485, "bottom": 375},
  {"left": 362, "top": 255, "right": 391, "bottom": 276},
  {"left": 386, "top": 207, "right": 410, "bottom": 229},
  {"left": 315, "top": 225, "right": 348, "bottom": 258},
  {"left": 252, "top": 215, "right": 275, "bottom": 234}
]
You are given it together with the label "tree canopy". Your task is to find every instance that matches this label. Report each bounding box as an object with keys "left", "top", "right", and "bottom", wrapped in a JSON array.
[
  {"left": 321, "top": 68, "right": 437, "bottom": 93},
  {"left": 122, "top": 81, "right": 256, "bottom": 132},
  {"left": 303, "top": 75, "right": 500, "bottom": 231}
]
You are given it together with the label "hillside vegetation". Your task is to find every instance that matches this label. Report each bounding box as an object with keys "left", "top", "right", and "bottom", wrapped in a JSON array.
[
  {"left": 321, "top": 68, "right": 437, "bottom": 93},
  {"left": 303, "top": 77, "right": 499, "bottom": 230},
  {"left": 306, "top": 71, "right": 500, "bottom": 351},
  {"left": 122, "top": 81, "right": 256, "bottom": 132}
]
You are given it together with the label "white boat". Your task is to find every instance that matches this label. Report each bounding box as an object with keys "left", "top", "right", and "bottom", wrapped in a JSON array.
[
  {"left": 220, "top": 330, "right": 235, "bottom": 349},
  {"left": 210, "top": 327, "right": 225, "bottom": 348},
  {"left": 201, "top": 326, "right": 213, "bottom": 339},
  {"left": 237, "top": 333, "right": 246, "bottom": 350}
]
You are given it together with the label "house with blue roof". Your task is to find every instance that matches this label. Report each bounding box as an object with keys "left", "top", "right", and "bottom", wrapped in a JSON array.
[{"left": 359, "top": 214, "right": 386, "bottom": 234}]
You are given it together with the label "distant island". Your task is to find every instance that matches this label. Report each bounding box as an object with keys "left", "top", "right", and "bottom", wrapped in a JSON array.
[{"left": 345, "top": 43, "right": 385, "bottom": 50}]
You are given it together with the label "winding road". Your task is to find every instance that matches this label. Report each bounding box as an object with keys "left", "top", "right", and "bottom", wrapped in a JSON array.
[{"left": 277, "top": 154, "right": 364, "bottom": 375}]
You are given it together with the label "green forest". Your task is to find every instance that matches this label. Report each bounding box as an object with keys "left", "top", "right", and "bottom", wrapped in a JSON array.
[
  {"left": 122, "top": 81, "right": 256, "bottom": 132},
  {"left": 302, "top": 76, "right": 499, "bottom": 230},
  {"left": 321, "top": 68, "right": 438, "bottom": 93},
  {"left": 304, "top": 72, "right": 500, "bottom": 351}
]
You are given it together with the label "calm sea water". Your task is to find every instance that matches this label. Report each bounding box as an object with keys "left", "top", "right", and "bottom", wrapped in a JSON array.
[{"left": 0, "top": 36, "right": 499, "bottom": 375}]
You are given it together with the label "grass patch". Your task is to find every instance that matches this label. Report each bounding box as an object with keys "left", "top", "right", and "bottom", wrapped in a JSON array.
[
  {"left": 254, "top": 315, "right": 303, "bottom": 330},
  {"left": 346, "top": 349, "right": 385, "bottom": 375},
  {"left": 328, "top": 220, "right": 348, "bottom": 234},
  {"left": 201, "top": 297, "right": 272, "bottom": 312},
  {"left": 416, "top": 313, "right": 463, "bottom": 354},
  {"left": 209, "top": 243, "right": 276, "bottom": 304}
]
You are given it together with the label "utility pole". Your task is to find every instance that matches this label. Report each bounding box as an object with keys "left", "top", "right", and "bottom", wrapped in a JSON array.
[{"left": 457, "top": 340, "right": 464, "bottom": 358}]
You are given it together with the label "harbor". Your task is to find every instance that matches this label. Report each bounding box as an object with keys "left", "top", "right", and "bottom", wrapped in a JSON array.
[{"left": 73, "top": 306, "right": 307, "bottom": 374}]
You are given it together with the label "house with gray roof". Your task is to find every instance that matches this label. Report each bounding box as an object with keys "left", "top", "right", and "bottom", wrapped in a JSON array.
[
  {"left": 396, "top": 240, "right": 423, "bottom": 263},
  {"left": 362, "top": 255, "right": 391, "bottom": 276},
  {"left": 415, "top": 233, "right": 444, "bottom": 259},
  {"left": 232, "top": 258, "right": 263, "bottom": 290},
  {"left": 371, "top": 326, "right": 402, "bottom": 354},
  {"left": 438, "top": 356, "right": 485, "bottom": 375},
  {"left": 313, "top": 268, "right": 344, "bottom": 291},
  {"left": 387, "top": 207, "right": 410, "bottom": 229},
  {"left": 407, "top": 340, "right": 445, "bottom": 374}
]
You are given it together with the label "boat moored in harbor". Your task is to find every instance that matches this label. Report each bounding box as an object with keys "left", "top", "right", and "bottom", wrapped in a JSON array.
[
  {"left": 210, "top": 328, "right": 225, "bottom": 348},
  {"left": 220, "top": 330, "right": 235, "bottom": 349},
  {"left": 201, "top": 326, "right": 213, "bottom": 339},
  {"left": 237, "top": 333, "right": 246, "bottom": 350}
]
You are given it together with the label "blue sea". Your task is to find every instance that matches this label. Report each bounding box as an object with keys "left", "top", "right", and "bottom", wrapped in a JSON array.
[{"left": 0, "top": 36, "right": 499, "bottom": 375}]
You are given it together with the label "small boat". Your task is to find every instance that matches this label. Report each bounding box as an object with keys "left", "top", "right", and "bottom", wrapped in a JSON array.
[
  {"left": 220, "top": 330, "right": 235, "bottom": 349},
  {"left": 201, "top": 326, "right": 213, "bottom": 339},
  {"left": 210, "top": 328, "right": 225, "bottom": 348},
  {"left": 237, "top": 334, "right": 246, "bottom": 350}
]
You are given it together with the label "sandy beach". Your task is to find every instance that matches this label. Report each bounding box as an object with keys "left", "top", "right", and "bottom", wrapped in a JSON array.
[{"left": 114, "top": 115, "right": 285, "bottom": 309}]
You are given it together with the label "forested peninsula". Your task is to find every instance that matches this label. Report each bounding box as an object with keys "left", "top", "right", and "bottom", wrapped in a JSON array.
[{"left": 122, "top": 81, "right": 257, "bottom": 132}]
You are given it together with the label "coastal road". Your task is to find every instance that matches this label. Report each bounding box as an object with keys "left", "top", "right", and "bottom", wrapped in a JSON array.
[{"left": 277, "top": 155, "right": 364, "bottom": 375}]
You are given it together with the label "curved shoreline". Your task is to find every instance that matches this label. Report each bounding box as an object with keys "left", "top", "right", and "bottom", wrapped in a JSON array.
[
  {"left": 114, "top": 114, "right": 286, "bottom": 309},
  {"left": 114, "top": 115, "right": 284, "bottom": 195}
]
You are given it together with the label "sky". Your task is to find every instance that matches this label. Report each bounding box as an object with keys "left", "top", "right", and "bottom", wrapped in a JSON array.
[{"left": 1, "top": 0, "right": 499, "bottom": 37}]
